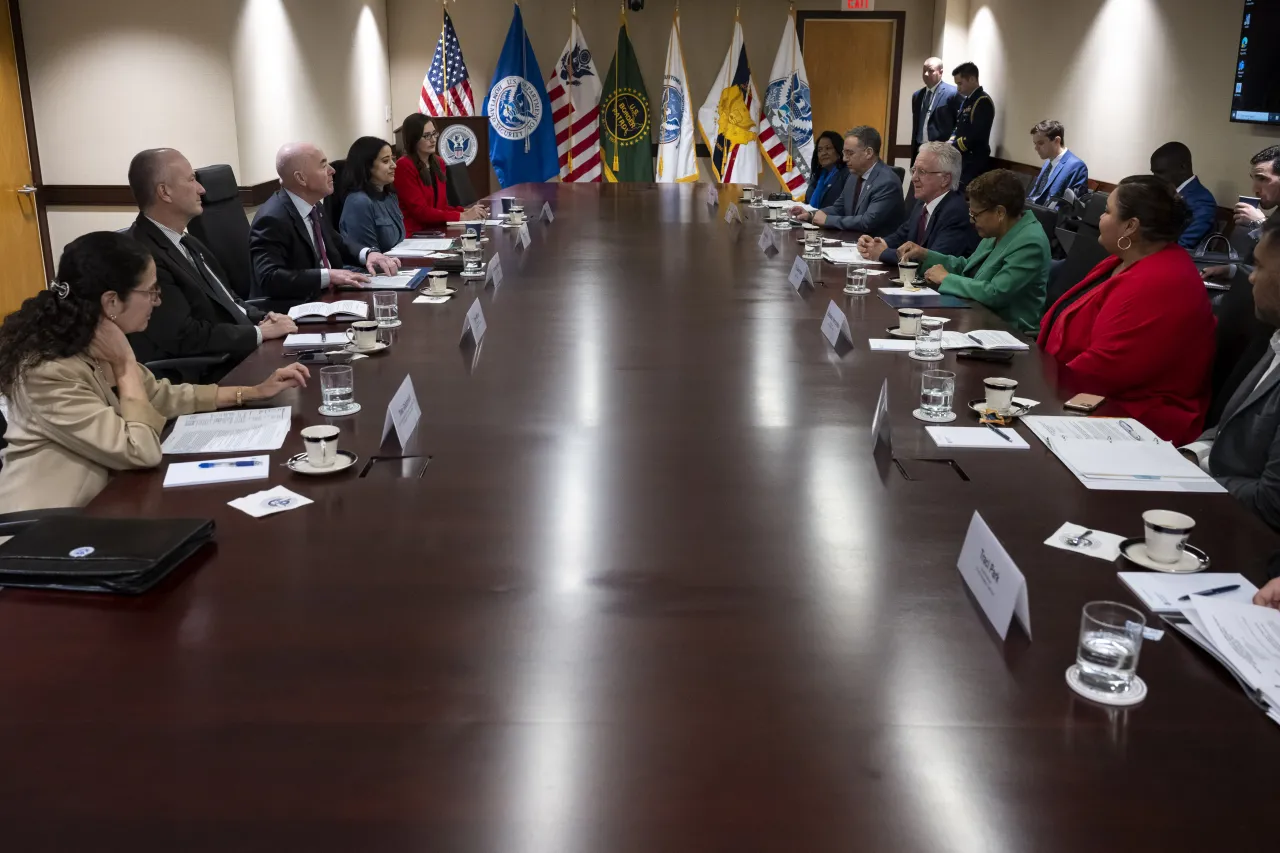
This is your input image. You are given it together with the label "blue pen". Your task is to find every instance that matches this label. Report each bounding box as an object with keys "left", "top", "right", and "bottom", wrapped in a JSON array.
[
  {"left": 198, "top": 460, "right": 262, "bottom": 469},
  {"left": 1179, "top": 584, "right": 1241, "bottom": 601}
]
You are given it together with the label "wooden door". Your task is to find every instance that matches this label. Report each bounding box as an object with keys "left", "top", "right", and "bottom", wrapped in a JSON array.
[
  {"left": 0, "top": 2, "right": 42, "bottom": 317},
  {"left": 801, "top": 19, "right": 897, "bottom": 146}
]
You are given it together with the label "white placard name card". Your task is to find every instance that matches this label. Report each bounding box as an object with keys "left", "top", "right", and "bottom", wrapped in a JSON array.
[
  {"left": 486, "top": 255, "right": 504, "bottom": 290},
  {"left": 872, "top": 378, "right": 892, "bottom": 456},
  {"left": 705, "top": 184, "right": 719, "bottom": 207},
  {"left": 724, "top": 203, "right": 743, "bottom": 224},
  {"left": 381, "top": 374, "right": 422, "bottom": 449},
  {"left": 788, "top": 256, "right": 813, "bottom": 290},
  {"left": 517, "top": 222, "right": 532, "bottom": 249},
  {"left": 461, "top": 298, "right": 488, "bottom": 346},
  {"left": 758, "top": 227, "right": 778, "bottom": 254},
  {"left": 956, "top": 511, "right": 1032, "bottom": 641},
  {"left": 541, "top": 201, "right": 554, "bottom": 223},
  {"left": 819, "top": 300, "right": 852, "bottom": 348}
]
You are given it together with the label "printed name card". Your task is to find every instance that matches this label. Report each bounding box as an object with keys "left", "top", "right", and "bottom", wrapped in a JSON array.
[
  {"left": 705, "top": 184, "right": 719, "bottom": 207},
  {"left": 724, "top": 203, "right": 743, "bottom": 224},
  {"left": 956, "top": 511, "right": 1032, "bottom": 641},
  {"left": 788, "top": 256, "right": 813, "bottom": 290},
  {"left": 758, "top": 226, "right": 778, "bottom": 254},
  {"left": 541, "top": 201, "right": 554, "bottom": 223},
  {"left": 486, "top": 255, "right": 504, "bottom": 290},
  {"left": 381, "top": 374, "right": 421, "bottom": 449},
  {"left": 517, "top": 222, "right": 532, "bottom": 249},
  {"left": 872, "top": 378, "right": 892, "bottom": 456},
  {"left": 461, "top": 298, "right": 488, "bottom": 346},
  {"left": 820, "top": 300, "right": 852, "bottom": 348}
]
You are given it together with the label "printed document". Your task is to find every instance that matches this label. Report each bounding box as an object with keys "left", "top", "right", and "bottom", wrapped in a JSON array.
[{"left": 161, "top": 407, "right": 293, "bottom": 455}]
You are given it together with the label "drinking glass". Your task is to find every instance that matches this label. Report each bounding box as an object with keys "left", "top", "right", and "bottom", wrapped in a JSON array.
[
  {"left": 1076, "top": 601, "right": 1145, "bottom": 693},
  {"left": 372, "top": 291, "right": 398, "bottom": 327},
  {"left": 919, "top": 369, "right": 955, "bottom": 418},
  {"left": 846, "top": 266, "right": 869, "bottom": 294},
  {"left": 914, "top": 317, "right": 946, "bottom": 359},
  {"left": 319, "top": 365, "right": 356, "bottom": 416},
  {"left": 463, "top": 247, "right": 484, "bottom": 277},
  {"left": 803, "top": 230, "right": 822, "bottom": 260}
]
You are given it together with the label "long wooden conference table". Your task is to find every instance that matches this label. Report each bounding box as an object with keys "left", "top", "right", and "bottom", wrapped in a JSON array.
[{"left": 1, "top": 183, "right": 1277, "bottom": 850}]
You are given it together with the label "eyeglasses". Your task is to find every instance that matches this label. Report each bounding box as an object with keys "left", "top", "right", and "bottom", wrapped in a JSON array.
[
  {"left": 968, "top": 206, "right": 992, "bottom": 223},
  {"left": 911, "top": 166, "right": 949, "bottom": 177},
  {"left": 421, "top": 131, "right": 440, "bottom": 141},
  {"left": 132, "top": 287, "right": 162, "bottom": 305},
  {"left": 842, "top": 148, "right": 861, "bottom": 157}
]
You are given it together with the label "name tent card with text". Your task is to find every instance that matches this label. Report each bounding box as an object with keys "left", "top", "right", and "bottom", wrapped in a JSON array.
[
  {"left": 788, "top": 256, "right": 813, "bottom": 290},
  {"left": 486, "top": 255, "right": 504, "bottom": 290},
  {"left": 758, "top": 227, "right": 778, "bottom": 254},
  {"left": 541, "top": 202, "right": 554, "bottom": 223},
  {"left": 956, "top": 511, "right": 1031, "bottom": 641},
  {"left": 517, "top": 223, "right": 532, "bottom": 250},
  {"left": 705, "top": 184, "right": 719, "bottom": 207},
  {"left": 872, "top": 378, "right": 892, "bottom": 457},
  {"left": 381, "top": 374, "right": 422, "bottom": 449},
  {"left": 461, "top": 298, "right": 488, "bottom": 346},
  {"left": 820, "top": 300, "right": 853, "bottom": 349},
  {"left": 725, "top": 203, "right": 743, "bottom": 225}
]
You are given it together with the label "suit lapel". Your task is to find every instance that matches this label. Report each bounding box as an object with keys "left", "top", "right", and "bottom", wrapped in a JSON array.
[
  {"left": 1221, "top": 350, "right": 1280, "bottom": 428},
  {"left": 281, "top": 192, "right": 321, "bottom": 266}
]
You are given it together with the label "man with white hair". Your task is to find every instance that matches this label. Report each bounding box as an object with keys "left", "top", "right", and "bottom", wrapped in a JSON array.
[
  {"left": 857, "top": 142, "right": 977, "bottom": 265},
  {"left": 249, "top": 142, "right": 399, "bottom": 305},
  {"left": 910, "top": 57, "right": 959, "bottom": 163}
]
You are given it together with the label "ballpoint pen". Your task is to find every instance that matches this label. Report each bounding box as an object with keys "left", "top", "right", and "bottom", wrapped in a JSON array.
[
  {"left": 1178, "top": 584, "right": 1241, "bottom": 601},
  {"left": 983, "top": 421, "right": 1014, "bottom": 443},
  {"left": 198, "top": 460, "right": 263, "bottom": 469}
]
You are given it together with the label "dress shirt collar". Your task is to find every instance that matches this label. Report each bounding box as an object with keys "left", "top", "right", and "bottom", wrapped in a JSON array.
[
  {"left": 924, "top": 191, "right": 948, "bottom": 216},
  {"left": 286, "top": 189, "right": 319, "bottom": 221},
  {"left": 1176, "top": 175, "right": 1196, "bottom": 193},
  {"left": 1270, "top": 329, "right": 1280, "bottom": 358},
  {"left": 146, "top": 215, "right": 188, "bottom": 251},
  {"left": 1050, "top": 148, "right": 1068, "bottom": 169}
]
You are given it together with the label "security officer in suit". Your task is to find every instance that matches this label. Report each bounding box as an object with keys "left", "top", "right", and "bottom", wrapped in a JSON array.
[
  {"left": 948, "top": 62, "right": 995, "bottom": 190},
  {"left": 910, "top": 57, "right": 960, "bottom": 163}
]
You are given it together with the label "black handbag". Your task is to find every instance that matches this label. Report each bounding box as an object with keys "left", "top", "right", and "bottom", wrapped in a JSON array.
[
  {"left": 1192, "top": 233, "right": 1241, "bottom": 265},
  {"left": 0, "top": 516, "right": 215, "bottom": 594}
]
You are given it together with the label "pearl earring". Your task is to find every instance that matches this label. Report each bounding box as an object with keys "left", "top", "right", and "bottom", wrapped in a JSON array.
[{"left": 108, "top": 313, "right": 117, "bottom": 320}]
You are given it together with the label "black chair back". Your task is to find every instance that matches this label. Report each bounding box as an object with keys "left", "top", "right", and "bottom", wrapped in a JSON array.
[
  {"left": 446, "top": 164, "right": 478, "bottom": 208},
  {"left": 325, "top": 159, "right": 347, "bottom": 227},
  {"left": 1207, "top": 266, "right": 1274, "bottom": 428},
  {"left": 1044, "top": 223, "right": 1108, "bottom": 310},
  {"left": 1027, "top": 202, "right": 1060, "bottom": 254},
  {"left": 189, "top": 165, "right": 255, "bottom": 299},
  {"left": 890, "top": 165, "right": 906, "bottom": 188},
  {"left": 1081, "top": 191, "right": 1108, "bottom": 228}
]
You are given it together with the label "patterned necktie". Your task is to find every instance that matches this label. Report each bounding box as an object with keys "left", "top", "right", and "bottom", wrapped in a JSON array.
[
  {"left": 916, "top": 204, "right": 929, "bottom": 243},
  {"left": 308, "top": 207, "right": 331, "bottom": 269},
  {"left": 1029, "top": 163, "right": 1052, "bottom": 200},
  {"left": 180, "top": 235, "right": 250, "bottom": 326}
]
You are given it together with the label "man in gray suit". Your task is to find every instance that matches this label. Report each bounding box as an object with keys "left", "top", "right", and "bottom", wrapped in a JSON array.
[
  {"left": 789, "top": 125, "right": 905, "bottom": 236},
  {"left": 1183, "top": 216, "right": 1280, "bottom": 532}
]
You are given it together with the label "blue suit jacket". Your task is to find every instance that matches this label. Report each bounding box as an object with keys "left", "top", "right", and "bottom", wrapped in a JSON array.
[
  {"left": 806, "top": 163, "right": 850, "bottom": 210},
  {"left": 820, "top": 160, "right": 905, "bottom": 236},
  {"left": 1178, "top": 176, "right": 1218, "bottom": 251},
  {"left": 878, "top": 191, "right": 979, "bottom": 263},
  {"left": 910, "top": 81, "right": 961, "bottom": 150},
  {"left": 1027, "top": 150, "right": 1089, "bottom": 205}
]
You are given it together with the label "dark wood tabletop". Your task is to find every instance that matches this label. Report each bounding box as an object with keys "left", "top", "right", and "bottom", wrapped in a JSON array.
[{"left": 2, "top": 183, "right": 1277, "bottom": 851}]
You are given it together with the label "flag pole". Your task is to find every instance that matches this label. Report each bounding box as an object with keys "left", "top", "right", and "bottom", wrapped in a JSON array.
[
  {"left": 441, "top": 2, "right": 449, "bottom": 117},
  {"left": 786, "top": 2, "right": 796, "bottom": 174},
  {"left": 660, "top": 3, "right": 679, "bottom": 179},
  {"left": 566, "top": 6, "right": 577, "bottom": 177},
  {"left": 612, "top": 2, "right": 624, "bottom": 173}
]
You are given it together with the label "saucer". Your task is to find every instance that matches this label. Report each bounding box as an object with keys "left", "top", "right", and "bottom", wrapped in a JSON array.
[
  {"left": 318, "top": 402, "right": 362, "bottom": 417},
  {"left": 1117, "top": 538, "right": 1209, "bottom": 573},
  {"left": 344, "top": 341, "right": 389, "bottom": 354},
  {"left": 967, "top": 398, "right": 1032, "bottom": 419},
  {"left": 286, "top": 450, "right": 358, "bottom": 475},
  {"left": 908, "top": 351, "right": 945, "bottom": 362},
  {"left": 422, "top": 286, "right": 458, "bottom": 296},
  {"left": 459, "top": 271, "right": 486, "bottom": 280},
  {"left": 844, "top": 286, "right": 870, "bottom": 295},
  {"left": 376, "top": 320, "right": 402, "bottom": 330},
  {"left": 912, "top": 408, "right": 957, "bottom": 423},
  {"left": 1066, "top": 665, "right": 1148, "bottom": 707},
  {"left": 886, "top": 326, "right": 918, "bottom": 339}
]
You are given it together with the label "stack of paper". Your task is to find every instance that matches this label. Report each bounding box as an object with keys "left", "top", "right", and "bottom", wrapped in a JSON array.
[
  {"left": 386, "top": 238, "right": 455, "bottom": 257},
  {"left": 163, "top": 455, "right": 271, "bottom": 487},
  {"left": 822, "top": 246, "right": 878, "bottom": 265},
  {"left": 952, "top": 330, "right": 1030, "bottom": 351},
  {"left": 1023, "top": 416, "right": 1227, "bottom": 493},
  {"left": 283, "top": 333, "right": 348, "bottom": 349},
  {"left": 1166, "top": 595, "right": 1280, "bottom": 726},
  {"left": 368, "top": 271, "right": 423, "bottom": 289},
  {"left": 926, "top": 426, "right": 1029, "bottom": 449},
  {"left": 1119, "top": 572, "right": 1258, "bottom": 613},
  {"left": 879, "top": 285, "right": 939, "bottom": 296},
  {"left": 161, "top": 408, "right": 293, "bottom": 455}
]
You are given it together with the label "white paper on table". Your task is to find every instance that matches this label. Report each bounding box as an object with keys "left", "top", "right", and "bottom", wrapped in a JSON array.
[
  {"left": 878, "top": 285, "right": 940, "bottom": 296},
  {"left": 283, "top": 333, "right": 348, "bottom": 348},
  {"left": 1119, "top": 572, "right": 1258, "bottom": 613},
  {"left": 1185, "top": 595, "right": 1280, "bottom": 708},
  {"left": 161, "top": 407, "right": 292, "bottom": 455},
  {"left": 926, "top": 426, "right": 1029, "bottom": 449},
  {"left": 766, "top": 200, "right": 813, "bottom": 211},
  {"left": 163, "top": 455, "right": 271, "bottom": 487},
  {"left": 368, "top": 271, "right": 421, "bottom": 289},
  {"left": 1054, "top": 441, "right": 1216, "bottom": 480},
  {"left": 867, "top": 339, "right": 917, "bottom": 351},
  {"left": 228, "top": 485, "right": 313, "bottom": 518},
  {"left": 386, "top": 238, "right": 455, "bottom": 257},
  {"left": 963, "top": 329, "right": 1030, "bottom": 350},
  {"left": 288, "top": 300, "right": 368, "bottom": 321},
  {"left": 413, "top": 295, "right": 451, "bottom": 305},
  {"left": 1023, "top": 416, "right": 1157, "bottom": 445},
  {"left": 822, "top": 246, "right": 878, "bottom": 265},
  {"left": 1044, "top": 523, "right": 1126, "bottom": 561}
]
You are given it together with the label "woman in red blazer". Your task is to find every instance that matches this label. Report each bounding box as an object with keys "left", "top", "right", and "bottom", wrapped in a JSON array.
[
  {"left": 1039, "top": 176, "right": 1217, "bottom": 444},
  {"left": 394, "top": 113, "right": 488, "bottom": 235}
]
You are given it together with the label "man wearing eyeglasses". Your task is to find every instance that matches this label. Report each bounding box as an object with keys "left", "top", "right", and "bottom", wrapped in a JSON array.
[
  {"left": 857, "top": 142, "right": 977, "bottom": 265},
  {"left": 788, "top": 125, "right": 904, "bottom": 236}
]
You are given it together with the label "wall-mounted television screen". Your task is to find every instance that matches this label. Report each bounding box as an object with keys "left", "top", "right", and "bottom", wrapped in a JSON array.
[{"left": 1231, "top": 1, "right": 1280, "bottom": 124}]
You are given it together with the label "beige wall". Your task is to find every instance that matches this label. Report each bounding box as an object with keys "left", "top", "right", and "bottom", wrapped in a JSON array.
[{"left": 386, "top": 0, "right": 937, "bottom": 190}]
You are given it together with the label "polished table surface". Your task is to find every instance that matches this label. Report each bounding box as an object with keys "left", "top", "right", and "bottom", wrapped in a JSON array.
[{"left": 2, "top": 183, "right": 1278, "bottom": 851}]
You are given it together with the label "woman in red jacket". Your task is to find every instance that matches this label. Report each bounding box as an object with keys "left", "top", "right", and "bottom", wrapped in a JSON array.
[
  {"left": 394, "top": 113, "right": 488, "bottom": 235},
  {"left": 1039, "top": 175, "right": 1216, "bottom": 444}
]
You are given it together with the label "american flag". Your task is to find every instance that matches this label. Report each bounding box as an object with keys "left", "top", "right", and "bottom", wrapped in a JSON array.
[{"left": 419, "top": 11, "right": 474, "bottom": 116}]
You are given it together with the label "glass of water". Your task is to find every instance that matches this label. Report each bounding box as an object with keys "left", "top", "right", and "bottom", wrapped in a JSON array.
[
  {"left": 919, "top": 369, "right": 955, "bottom": 418},
  {"left": 372, "top": 291, "right": 398, "bottom": 327},
  {"left": 319, "top": 365, "right": 356, "bottom": 416},
  {"left": 845, "top": 265, "right": 869, "bottom": 294},
  {"left": 1076, "top": 601, "right": 1144, "bottom": 693},
  {"left": 804, "top": 230, "right": 822, "bottom": 259},
  {"left": 462, "top": 247, "right": 484, "bottom": 278},
  {"left": 913, "top": 317, "right": 946, "bottom": 359}
]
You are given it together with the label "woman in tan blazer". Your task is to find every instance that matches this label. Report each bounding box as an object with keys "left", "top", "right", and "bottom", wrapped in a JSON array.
[{"left": 0, "top": 232, "right": 309, "bottom": 512}]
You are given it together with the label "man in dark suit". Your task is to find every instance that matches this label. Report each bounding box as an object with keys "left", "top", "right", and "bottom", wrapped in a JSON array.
[
  {"left": 1183, "top": 217, "right": 1280, "bottom": 532},
  {"left": 249, "top": 142, "right": 399, "bottom": 307},
  {"left": 856, "top": 142, "right": 978, "bottom": 264},
  {"left": 948, "top": 62, "right": 995, "bottom": 190},
  {"left": 125, "top": 148, "right": 297, "bottom": 381},
  {"left": 789, "top": 126, "right": 904, "bottom": 237},
  {"left": 910, "top": 58, "right": 960, "bottom": 163},
  {"left": 1150, "top": 142, "right": 1217, "bottom": 251}
]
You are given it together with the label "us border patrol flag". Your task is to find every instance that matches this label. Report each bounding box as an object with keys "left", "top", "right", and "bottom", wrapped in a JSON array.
[
  {"left": 600, "top": 17, "right": 653, "bottom": 182},
  {"left": 697, "top": 21, "right": 762, "bottom": 184},
  {"left": 762, "top": 13, "right": 813, "bottom": 199},
  {"left": 484, "top": 4, "right": 558, "bottom": 188},
  {"left": 656, "top": 10, "right": 699, "bottom": 183}
]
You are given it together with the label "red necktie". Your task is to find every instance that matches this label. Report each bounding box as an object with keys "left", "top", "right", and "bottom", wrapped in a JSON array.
[
  {"left": 916, "top": 204, "right": 929, "bottom": 243},
  {"left": 309, "top": 207, "right": 331, "bottom": 269},
  {"left": 851, "top": 175, "right": 863, "bottom": 211}
]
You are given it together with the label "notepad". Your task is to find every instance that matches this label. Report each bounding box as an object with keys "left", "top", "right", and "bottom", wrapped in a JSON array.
[
  {"left": 926, "top": 426, "right": 1030, "bottom": 449},
  {"left": 1119, "top": 572, "right": 1257, "bottom": 613},
  {"left": 163, "top": 455, "right": 271, "bottom": 488},
  {"left": 282, "top": 333, "right": 348, "bottom": 348},
  {"left": 822, "top": 246, "right": 878, "bottom": 265},
  {"left": 386, "top": 238, "right": 455, "bottom": 257},
  {"left": 867, "top": 339, "right": 917, "bottom": 351},
  {"left": 879, "top": 285, "right": 940, "bottom": 296},
  {"left": 958, "top": 329, "right": 1030, "bottom": 351},
  {"left": 287, "top": 300, "right": 368, "bottom": 322}
]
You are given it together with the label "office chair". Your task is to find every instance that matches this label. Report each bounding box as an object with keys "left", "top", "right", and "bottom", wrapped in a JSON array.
[
  {"left": 445, "top": 163, "right": 478, "bottom": 208},
  {"left": 1081, "top": 191, "right": 1108, "bottom": 228},
  {"left": 1044, "top": 222, "right": 1108, "bottom": 309},
  {"left": 324, "top": 159, "right": 347, "bottom": 226},
  {"left": 1206, "top": 265, "right": 1273, "bottom": 428},
  {"left": 189, "top": 165, "right": 257, "bottom": 300},
  {"left": 144, "top": 353, "right": 231, "bottom": 385},
  {"left": 890, "top": 165, "right": 907, "bottom": 188}
]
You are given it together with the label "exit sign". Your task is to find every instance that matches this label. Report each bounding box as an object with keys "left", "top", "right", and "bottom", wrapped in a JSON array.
[{"left": 845, "top": 0, "right": 875, "bottom": 9}]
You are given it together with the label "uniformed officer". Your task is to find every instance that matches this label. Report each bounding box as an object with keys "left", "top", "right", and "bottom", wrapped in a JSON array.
[{"left": 948, "top": 62, "right": 995, "bottom": 190}]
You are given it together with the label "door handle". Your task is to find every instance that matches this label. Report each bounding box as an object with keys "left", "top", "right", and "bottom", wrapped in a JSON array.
[{"left": 17, "top": 185, "right": 37, "bottom": 195}]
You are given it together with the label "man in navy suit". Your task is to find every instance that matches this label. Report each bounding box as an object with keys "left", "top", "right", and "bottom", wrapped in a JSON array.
[
  {"left": 857, "top": 142, "right": 978, "bottom": 264},
  {"left": 250, "top": 142, "right": 400, "bottom": 307},
  {"left": 910, "top": 58, "right": 960, "bottom": 163},
  {"left": 1026, "top": 120, "right": 1088, "bottom": 206},
  {"left": 789, "top": 126, "right": 904, "bottom": 236},
  {"left": 1150, "top": 141, "right": 1218, "bottom": 251}
]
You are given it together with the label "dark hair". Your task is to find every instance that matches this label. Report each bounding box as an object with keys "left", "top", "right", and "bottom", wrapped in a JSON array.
[
  {"left": 127, "top": 148, "right": 175, "bottom": 209},
  {"left": 339, "top": 136, "right": 395, "bottom": 204},
  {"left": 0, "top": 232, "right": 152, "bottom": 396},
  {"left": 952, "top": 61, "right": 979, "bottom": 79},
  {"left": 809, "top": 130, "right": 845, "bottom": 183},
  {"left": 847, "top": 125, "right": 883, "bottom": 157},
  {"left": 1113, "top": 175, "right": 1190, "bottom": 244},
  {"left": 1030, "top": 120, "right": 1064, "bottom": 144},
  {"left": 966, "top": 169, "right": 1027, "bottom": 220},
  {"left": 1151, "top": 141, "right": 1193, "bottom": 172},
  {"left": 1252, "top": 145, "right": 1280, "bottom": 174},
  {"left": 402, "top": 113, "right": 445, "bottom": 188}
]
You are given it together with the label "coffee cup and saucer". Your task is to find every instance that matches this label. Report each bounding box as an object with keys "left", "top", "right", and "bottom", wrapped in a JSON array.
[
  {"left": 423, "top": 270, "right": 457, "bottom": 297},
  {"left": 345, "top": 320, "right": 389, "bottom": 354},
  {"left": 1118, "top": 510, "right": 1210, "bottom": 573},
  {"left": 895, "top": 262, "right": 922, "bottom": 288},
  {"left": 886, "top": 308, "right": 923, "bottom": 338},
  {"left": 967, "top": 377, "right": 1031, "bottom": 419},
  {"left": 288, "top": 425, "right": 358, "bottom": 475}
]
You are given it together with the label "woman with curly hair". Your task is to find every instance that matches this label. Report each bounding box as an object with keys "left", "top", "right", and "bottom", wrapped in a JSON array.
[{"left": 0, "top": 231, "right": 310, "bottom": 512}]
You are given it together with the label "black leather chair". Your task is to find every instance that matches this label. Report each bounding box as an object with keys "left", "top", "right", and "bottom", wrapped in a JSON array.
[
  {"left": 1206, "top": 266, "right": 1273, "bottom": 428},
  {"left": 890, "top": 165, "right": 907, "bottom": 189},
  {"left": 324, "top": 159, "right": 347, "bottom": 226},
  {"left": 1081, "top": 191, "right": 1108, "bottom": 228},
  {"left": 1044, "top": 223, "right": 1108, "bottom": 310},
  {"left": 189, "top": 165, "right": 256, "bottom": 299},
  {"left": 144, "top": 353, "right": 231, "bottom": 385},
  {"left": 445, "top": 163, "right": 478, "bottom": 208}
]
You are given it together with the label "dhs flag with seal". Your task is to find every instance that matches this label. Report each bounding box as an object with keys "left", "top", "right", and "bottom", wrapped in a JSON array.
[
  {"left": 484, "top": 4, "right": 558, "bottom": 188},
  {"left": 762, "top": 12, "right": 814, "bottom": 200}
]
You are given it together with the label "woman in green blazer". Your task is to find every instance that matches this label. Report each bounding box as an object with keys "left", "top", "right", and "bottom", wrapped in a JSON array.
[{"left": 898, "top": 169, "right": 1051, "bottom": 335}]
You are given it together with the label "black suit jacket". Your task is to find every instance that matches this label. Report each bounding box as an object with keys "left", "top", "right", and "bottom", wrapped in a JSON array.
[
  {"left": 127, "top": 214, "right": 264, "bottom": 372},
  {"left": 249, "top": 189, "right": 368, "bottom": 304},
  {"left": 910, "top": 81, "right": 960, "bottom": 158},
  {"left": 878, "top": 191, "right": 979, "bottom": 263},
  {"left": 1205, "top": 345, "right": 1280, "bottom": 532}
]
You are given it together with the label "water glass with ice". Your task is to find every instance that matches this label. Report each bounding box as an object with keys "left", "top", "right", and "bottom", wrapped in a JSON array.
[
  {"left": 803, "top": 230, "right": 822, "bottom": 260},
  {"left": 1076, "top": 601, "right": 1144, "bottom": 693},
  {"left": 914, "top": 317, "right": 946, "bottom": 359},
  {"left": 919, "top": 369, "right": 955, "bottom": 418}
]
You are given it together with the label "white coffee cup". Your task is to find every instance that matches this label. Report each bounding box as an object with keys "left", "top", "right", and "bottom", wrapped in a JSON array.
[
  {"left": 764, "top": 206, "right": 778, "bottom": 221},
  {"left": 898, "top": 261, "right": 919, "bottom": 286},
  {"left": 1142, "top": 509, "right": 1196, "bottom": 564},
  {"left": 509, "top": 207, "right": 525, "bottom": 225},
  {"left": 983, "top": 377, "right": 1019, "bottom": 413},
  {"left": 346, "top": 320, "right": 379, "bottom": 349},
  {"left": 461, "top": 234, "right": 480, "bottom": 251},
  {"left": 428, "top": 270, "right": 449, "bottom": 294},
  {"left": 301, "top": 424, "right": 340, "bottom": 468},
  {"left": 898, "top": 308, "right": 923, "bottom": 335}
]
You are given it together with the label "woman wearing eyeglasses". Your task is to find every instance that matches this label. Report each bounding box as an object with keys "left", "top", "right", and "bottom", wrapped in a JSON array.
[
  {"left": 897, "top": 168, "right": 1050, "bottom": 335},
  {"left": 0, "top": 232, "right": 308, "bottom": 512},
  {"left": 395, "top": 114, "right": 489, "bottom": 235}
]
